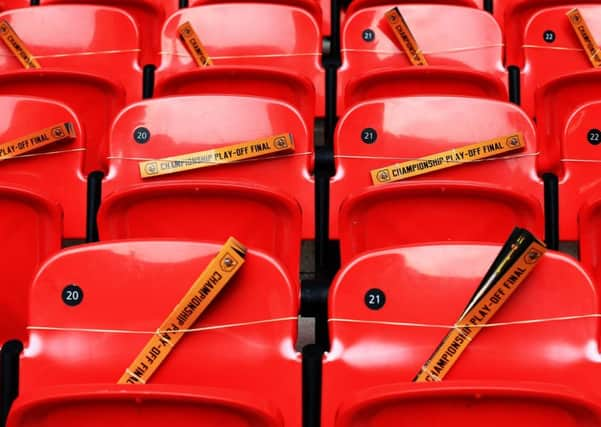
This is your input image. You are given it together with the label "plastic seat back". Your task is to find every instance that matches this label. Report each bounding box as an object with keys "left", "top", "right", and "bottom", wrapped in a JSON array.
[
  {"left": 346, "top": 0, "right": 482, "bottom": 15},
  {"left": 324, "top": 243, "right": 601, "bottom": 427},
  {"left": 156, "top": 4, "right": 323, "bottom": 116},
  {"left": 155, "top": 67, "right": 316, "bottom": 134},
  {"left": 0, "top": 5, "right": 142, "bottom": 100},
  {"left": 0, "top": 5, "right": 140, "bottom": 172},
  {"left": 0, "top": 0, "right": 28, "bottom": 9},
  {"left": 339, "top": 5, "right": 505, "bottom": 111},
  {"left": 331, "top": 96, "right": 543, "bottom": 249},
  {"left": 187, "top": 0, "right": 322, "bottom": 31},
  {"left": 38, "top": 0, "right": 175, "bottom": 65},
  {"left": 498, "top": 0, "right": 601, "bottom": 66},
  {"left": 0, "top": 95, "right": 86, "bottom": 238},
  {"left": 99, "top": 95, "right": 312, "bottom": 276},
  {"left": 521, "top": 5, "right": 601, "bottom": 116},
  {"left": 548, "top": 100, "right": 601, "bottom": 241},
  {"left": 9, "top": 240, "right": 300, "bottom": 427},
  {"left": 0, "top": 186, "right": 60, "bottom": 344}
]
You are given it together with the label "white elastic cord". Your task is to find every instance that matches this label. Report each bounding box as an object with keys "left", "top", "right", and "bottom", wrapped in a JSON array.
[
  {"left": 334, "top": 152, "right": 539, "bottom": 163},
  {"left": 0, "top": 147, "right": 85, "bottom": 162},
  {"left": 329, "top": 313, "right": 601, "bottom": 329},
  {"left": 0, "top": 48, "right": 141, "bottom": 59},
  {"left": 341, "top": 43, "right": 503, "bottom": 56},
  {"left": 522, "top": 44, "right": 584, "bottom": 52},
  {"left": 28, "top": 316, "right": 298, "bottom": 335},
  {"left": 561, "top": 158, "right": 601, "bottom": 163},
  {"left": 106, "top": 151, "right": 312, "bottom": 164},
  {"left": 160, "top": 51, "right": 320, "bottom": 60}
]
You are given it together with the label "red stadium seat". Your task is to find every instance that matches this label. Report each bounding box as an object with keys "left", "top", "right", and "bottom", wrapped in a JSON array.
[
  {"left": 0, "top": 186, "right": 60, "bottom": 345},
  {"left": 0, "top": 0, "right": 28, "bottom": 9},
  {"left": 339, "top": 5, "right": 506, "bottom": 111},
  {"left": 344, "top": 67, "right": 507, "bottom": 110},
  {"left": 155, "top": 67, "right": 316, "bottom": 134},
  {"left": 330, "top": 96, "right": 543, "bottom": 261},
  {"left": 0, "top": 5, "right": 142, "bottom": 102},
  {"left": 38, "top": 0, "right": 177, "bottom": 65},
  {"left": 187, "top": 0, "right": 324, "bottom": 34},
  {"left": 323, "top": 243, "right": 601, "bottom": 427},
  {"left": 580, "top": 195, "right": 601, "bottom": 286},
  {"left": 520, "top": 5, "right": 601, "bottom": 117},
  {"left": 346, "top": 0, "right": 482, "bottom": 16},
  {"left": 0, "top": 5, "right": 142, "bottom": 172},
  {"left": 0, "top": 95, "right": 87, "bottom": 238},
  {"left": 99, "top": 95, "right": 313, "bottom": 278},
  {"left": 541, "top": 99, "right": 601, "bottom": 241},
  {"left": 497, "top": 0, "right": 601, "bottom": 66},
  {"left": 7, "top": 240, "right": 300, "bottom": 427},
  {"left": 534, "top": 71, "right": 601, "bottom": 176},
  {"left": 155, "top": 4, "right": 324, "bottom": 116}
]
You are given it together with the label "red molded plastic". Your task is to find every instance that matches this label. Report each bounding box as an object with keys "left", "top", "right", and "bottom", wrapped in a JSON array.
[
  {"left": 0, "top": 95, "right": 86, "bottom": 237},
  {"left": 521, "top": 5, "right": 601, "bottom": 117},
  {"left": 0, "top": 0, "right": 28, "bottom": 9},
  {"left": 0, "top": 5, "right": 142, "bottom": 101},
  {"left": 547, "top": 100, "right": 601, "bottom": 240},
  {"left": 498, "top": 0, "right": 601, "bottom": 66},
  {"left": 8, "top": 240, "right": 300, "bottom": 427},
  {"left": 100, "top": 95, "right": 312, "bottom": 261},
  {"left": 0, "top": 5, "right": 142, "bottom": 172},
  {"left": 344, "top": 67, "right": 507, "bottom": 110},
  {"left": 0, "top": 185, "right": 61, "bottom": 344},
  {"left": 339, "top": 182, "right": 543, "bottom": 262},
  {"left": 155, "top": 66, "right": 316, "bottom": 136},
  {"left": 99, "top": 181, "right": 302, "bottom": 280},
  {"left": 156, "top": 4, "right": 324, "bottom": 116},
  {"left": 324, "top": 243, "right": 601, "bottom": 427},
  {"left": 339, "top": 5, "right": 506, "bottom": 112},
  {"left": 39, "top": 0, "right": 175, "bottom": 65},
  {"left": 331, "top": 96, "right": 543, "bottom": 241}
]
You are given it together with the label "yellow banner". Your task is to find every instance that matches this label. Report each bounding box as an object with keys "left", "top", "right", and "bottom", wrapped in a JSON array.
[
  {"left": 371, "top": 133, "right": 524, "bottom": 185},
  {"left": 178, "top": 21, "right": 213, "bottom": 67},
  {"left": 385, "top": 7, "right": 428, "bottom": 66},
  {"left": 118, "top": 237, "right": 247, "bottom": 385},
  {"left": 0, "top": 20, "right": 40, "bottom": 69},
  {"left": 0, "top": 122, "right": 76, "bottom": 161},
  {"left": 139, "top": 133, "right": 294, "bottom": 178},
  {"left": 414, "top": 235, "right": 546, "bottom": 382},
  {"left": 567, "top": 8, "right": 601, "bottom": 68}
]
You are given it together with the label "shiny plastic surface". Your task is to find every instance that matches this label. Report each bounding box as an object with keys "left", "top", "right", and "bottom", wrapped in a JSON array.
[
  {"left": 0, "top": 5, "right": 142, "bottom": 172},
  {"left": 100, "top": 95, "right": 313, "bottom": 263},
  {"left": 344, "top": 67, "right": 507, "bottom": 110},
  {"left": 156, "top": 4, "right": 324, "bottom": 116},
  {"left": 0, "top": 186, "right": 60, "bottom": 344},
  {"left": 99, "top": 182, "right": 303, "bottom": 280},
  {"left": 324, "top": 243, "right": 601, "bottom": 427},
  {"left": 339, "top": 5, "right": 506, "bottom": 112},
  {"left": 188, "top": 0, "right": 322, "bottom": 29},
  {"left": 339, "top": 182, "right": 543, "bottom": 262},
  {"left": 580, "top": 197, "right": 601, "bottom": 286},
  {"left": 155, "top": 67, "right": 316, "bottom": 135},
  {"left": 521, "top": 5, "right": 601, "bottom": 117},
  {"left": 0, "top": 0, "right": 28, "bottom": 9},
  {"left": 549, "top": 100, "right": 601, "bottom": 241},
  {"left": 40, "top": 0, "right": 175, "bottom": 65},
  {"left": 0, "top": 5, "right": 142, "bottom": 102},
  {"left": 0, "top": 95, "right": 86, "bottom": 237},
  {"left": 8, "top": 240, "right": 300, "bottom": 427},
  {"left": 534, "top": 71, "right": 601, "bottom": 176},
  {"left": 330, "top": 96, "right": 543, "bottom": 244},
  {"left": 497, "top": 0, "right": 601, "bottom": 66},
  {"left": 346, "top": 0, "right": 482, "bottom": 16}
]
